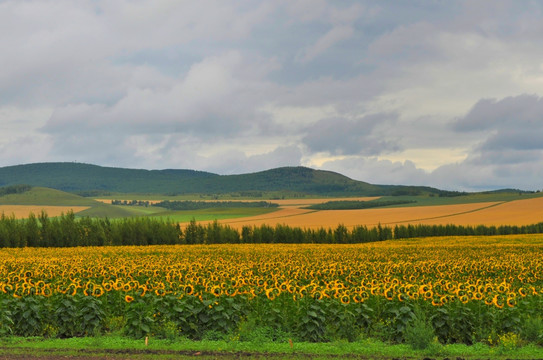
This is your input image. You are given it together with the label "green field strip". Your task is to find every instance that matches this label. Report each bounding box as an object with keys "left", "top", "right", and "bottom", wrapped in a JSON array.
[
  {"left": 151, "top": 207, "right": 281, "bottom": 223},
  {"left": 217, "top": 209, "right": 320, "bottom": 226}
]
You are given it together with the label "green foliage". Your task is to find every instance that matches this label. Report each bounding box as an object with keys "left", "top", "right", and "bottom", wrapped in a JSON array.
[
  {"left": 0, "top": 211, "right": 182, "bottom": 247},
  {"left": 521, "top": 317, "right": 543, "bottom": 345},
  {"left": 123, "top": 297, "right": 154, "bottom": 339},
  {"left": 54, "top": 296, "right": 79, "bottom": 337},
  {"left": 9, "top": 296, "right": 50, "bottom": 337},
  {"left": 0, "top": 184, "right": 32, "bottom": 197},
  {"left": 306, "top": 199, "right": 416, "bottom": 210},
  {"left": 78, "top": 296, "right": 105, "bottom": 336},
  {"left": 1, "top": 294, "right": 543, "bottom": 348},
  {"left": 54, "top": 294, "right": 104, "bottom": 337},
  {"left": 0, "top": 298, "right": 13, "bottom": 336},
  {"left": 404, "top": 306, "right": 436, "bottom": 350},
  {"left": 297, "top": 300, "right": 328, "bottom": 342},
  {"left": 153, "top": 200, "right": 278, "bottom": 210},
  {"left": 384, "top": 302, "right": 416, "bottom": 343}
]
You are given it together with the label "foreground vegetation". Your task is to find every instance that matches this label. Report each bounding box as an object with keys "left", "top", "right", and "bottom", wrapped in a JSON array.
[
  {"left": 0, "top": 237, "right": 542, "bottom": 350},
  {"left": 1, "top": 334, "right": 543, "bottom": 359}
]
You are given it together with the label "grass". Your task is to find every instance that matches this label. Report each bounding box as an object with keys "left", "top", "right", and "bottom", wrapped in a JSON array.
[
  {"left": 148, "top": 207, "right": 280, "bottom": 222},
  {"left": 76, "top": 206, "right": 280, "bottom": 222},
  {"left": 0, "top": 187, "right": 97, "bottom": 206},
  {"left": 1, "top": 335, "right": 542, "bottom": 359}
]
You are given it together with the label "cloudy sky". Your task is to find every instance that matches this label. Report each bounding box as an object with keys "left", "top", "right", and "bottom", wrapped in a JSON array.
[{"left": 1, "top": 0, "right": 543, "bottom": 191}]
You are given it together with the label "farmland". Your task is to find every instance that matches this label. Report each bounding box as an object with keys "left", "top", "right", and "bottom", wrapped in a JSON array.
[
  {"left": 3, "top": 184, "right": 543, "bottom": 232},
  {"left": 197, "top": 194, "right": 543, "bottom": 230},
  {"left": 0, "top": 235, "right": 542, "bottom": 347}
]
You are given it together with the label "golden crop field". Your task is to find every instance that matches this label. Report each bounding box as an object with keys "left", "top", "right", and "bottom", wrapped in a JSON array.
[
  {"left": 212, "top": 197, "right": 543, "bottom": 230},
  {"left": 0, "top": 205, "right": 89, "bottom": 219}
]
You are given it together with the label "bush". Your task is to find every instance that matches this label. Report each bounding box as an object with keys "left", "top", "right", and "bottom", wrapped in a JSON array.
[{"left": 404, "top": 307, "right": 436, "bottom": 350}]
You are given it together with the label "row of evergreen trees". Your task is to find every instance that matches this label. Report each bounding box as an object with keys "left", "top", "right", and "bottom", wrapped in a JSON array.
[
  {"left": 1, "top": 211, "right": 543, "bottom": 247},
  {"left": 0, "top": 212, "right": 181, "bottom": 247}
]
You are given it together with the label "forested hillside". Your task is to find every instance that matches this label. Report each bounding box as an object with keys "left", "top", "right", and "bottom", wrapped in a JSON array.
[{"left": 0, "top": 162, "right": 444, "bottom": 196}]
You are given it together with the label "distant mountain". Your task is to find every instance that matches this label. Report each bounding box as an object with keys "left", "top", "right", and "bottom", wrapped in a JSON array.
[{"left": 0, "top": 162, "right": 444, "bottom": 196}]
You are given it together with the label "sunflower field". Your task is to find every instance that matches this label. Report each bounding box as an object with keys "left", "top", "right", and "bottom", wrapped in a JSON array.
[{"left": 0, "top": 235, "right": 542, "bottom": 344}]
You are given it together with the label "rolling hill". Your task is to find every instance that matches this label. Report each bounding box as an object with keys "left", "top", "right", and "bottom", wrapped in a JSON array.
[{"left": 0, "top": 162, "right": 445, "bottom": 196}]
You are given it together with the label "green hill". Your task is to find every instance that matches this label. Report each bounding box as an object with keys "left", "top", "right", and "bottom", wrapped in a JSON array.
[
  {"left": 0, "top": 162, "right": 443, "bottom": 196},
  {"left": 0, "top": 187, "right": 98, "bottom": 206},
  {"left": 0, "top": 163, "right": 215, "bottom": 194},
  {"left": 0, "top": 186, "right": 146, "bottom": 218}
]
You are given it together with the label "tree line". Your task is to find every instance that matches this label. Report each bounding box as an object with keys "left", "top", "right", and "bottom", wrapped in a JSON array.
[
  {"left": 1, "top": 211, "right": 543, "bottom": 247},
  {"left": 112, "top": 199, "right": 151, "bottom": 207},
  {"left": 305, "top": 200, "right": 416, "bottom": 210},
  {"left": 153, "top": 200, "right": 279, "bottom": 210},
  {"left": 0, "top": 184, "right": 32, "bottom": 197}
]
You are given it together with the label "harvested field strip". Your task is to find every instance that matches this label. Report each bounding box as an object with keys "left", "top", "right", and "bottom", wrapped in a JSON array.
[{"left": 0, "top": 205, "right": 89, "bottom": 219}]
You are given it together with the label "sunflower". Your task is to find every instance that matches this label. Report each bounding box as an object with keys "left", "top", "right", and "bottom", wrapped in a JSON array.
[
  {"left": 211, "top": 286, "right": 222, "bottom": 297},
  {"left": 125, "top": 295, "right": 134, "bottom": 303},
  {"left": 69, "top": 284, "right": 78, "bottom": 296},
  {"left": 93, "top": 286, "right": 104, "bottom": 297},
  {"left": 431, "top": 297, "right": 443, "bottom": 307},
  {"left": 423, "top": 290, "right": 433, "bottom": 300},
  {"left": 155, "top": 288, "right": 166, "bottom": 296},
  {"left": 265, "top": 288, "right": 277, "bottom": 301},
  {"left": 340, "top": 295, "right": 350, "bottom": 305},
  {"left": 312, "top": 290, "right": 323, "bottom": 301},
  {"left": 352, "top": 293, "right": 363, "bottom": 303},
  {"left": 497, "top": 283, "right": 507, "bottom": 293},
  {"left": 492, "top": 295, "right": 504, "bottom": 309},
  {"left": 384, "top": 287, "right": 394, "bottom": 301}
]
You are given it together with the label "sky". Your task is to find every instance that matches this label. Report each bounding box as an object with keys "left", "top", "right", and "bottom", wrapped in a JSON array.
[{"left": 1, "top": 0, "right": 543, "bottom": 191}]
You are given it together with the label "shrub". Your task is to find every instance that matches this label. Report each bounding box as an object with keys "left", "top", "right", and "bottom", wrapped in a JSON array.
[{"left": 404, "top": 307, "right": 436, "bottom": 350}]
